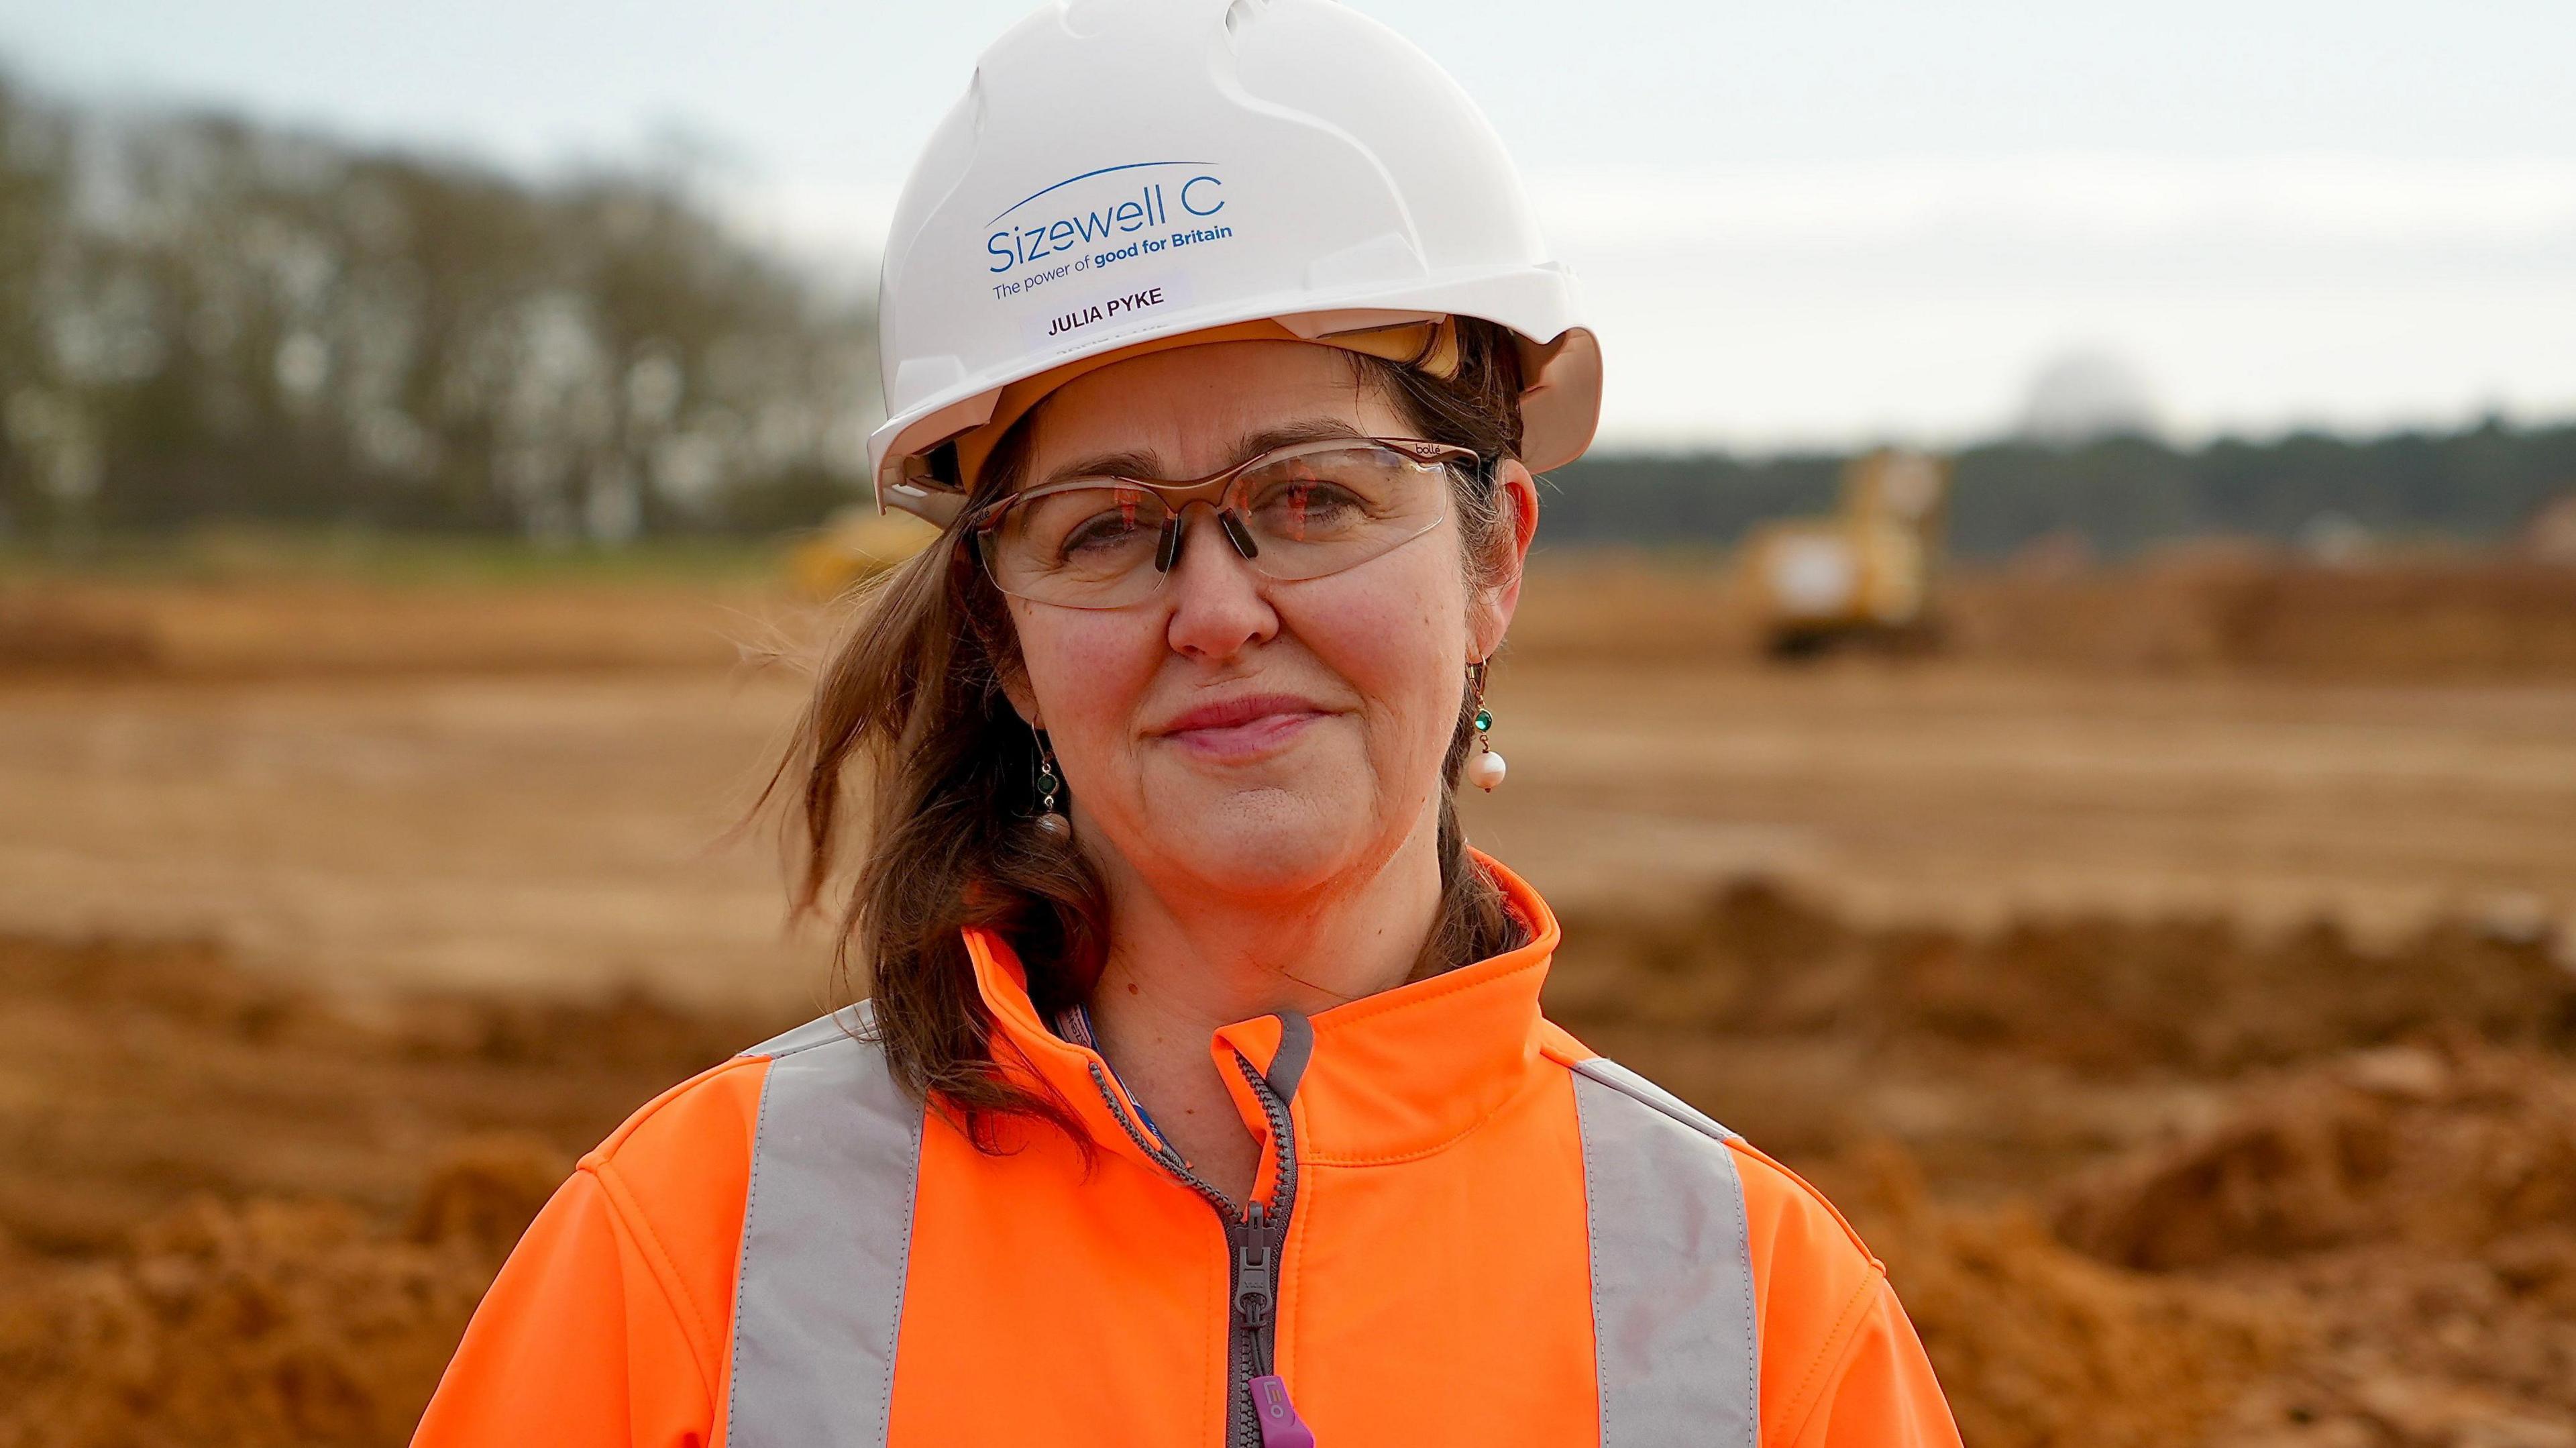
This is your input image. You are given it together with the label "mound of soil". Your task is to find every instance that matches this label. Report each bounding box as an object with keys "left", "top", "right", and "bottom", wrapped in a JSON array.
[
  {"left": 1948, "top": 556, "right": 2576, "bottom": 680},
  {"left": 0, "top": 1140, "right": 562, "bottom": 1448},
  {"left": 1849, "top": 1147, "right": 2284, "bottom": 1448},
  {"left": 2052, "top": 1042, "right": 2576, "bottom": 1445},
  {"left": 0, "top": 579, "right": 782, "bottom": 680},
  {"left": 0, "top": 932, "right": 792, "bottom": 1255},
  {"left": 0, "top": 592, "right": 158, "bottom": 676},
  {"left": 1511, "top": 551, "right": 2576, "bottom": 679},
  {"left": 8, "top": 899, "right": 2575, "bottom": 1447},
  {"left": 1549, "top": 880, "right": 2576, "bottom": 1079},
  {"left": 1551, "top": 888, "right": 2576, "bottom": 1444},
  {"left": 0, "top": 931, "right": 792, "bottom": 1447},
  {"left": 2056, "top": 1041, "right": 2576, "bottom": 1270}
]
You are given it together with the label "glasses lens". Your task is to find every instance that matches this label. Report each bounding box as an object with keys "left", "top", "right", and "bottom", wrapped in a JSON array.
[
  {"left": 977, "top": 444, "right": 1464, "bottom": 607},
  {"left": 983, "top": 482, "right": 1173, "bottom": 607},
  {"left": 1232, "top": 444, "right": 1452, "bottom": 580}
]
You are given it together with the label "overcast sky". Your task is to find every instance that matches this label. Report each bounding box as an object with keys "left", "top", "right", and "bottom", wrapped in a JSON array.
[{"left": 2, "top": 0, "right": 2569, "bottom": 450}]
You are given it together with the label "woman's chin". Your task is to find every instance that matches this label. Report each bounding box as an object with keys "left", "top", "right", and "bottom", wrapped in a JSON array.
[{"left": 1133, "top": 784, "right": 1379, "bottom": 897}]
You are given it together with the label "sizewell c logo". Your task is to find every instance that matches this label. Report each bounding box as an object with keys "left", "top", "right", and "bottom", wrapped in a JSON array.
[{"left": 981, "top": 160, "right": 1240, "bottom": 342}]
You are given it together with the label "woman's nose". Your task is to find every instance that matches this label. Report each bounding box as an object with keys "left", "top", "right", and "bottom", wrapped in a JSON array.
[{"left": 1161, "top": 507, "right": 1278, "bottom": 660}]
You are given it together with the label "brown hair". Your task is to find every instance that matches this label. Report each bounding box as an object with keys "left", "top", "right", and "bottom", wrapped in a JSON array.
[{"left": 768, "top": 319, "right": 1531, "bottom": 1145}]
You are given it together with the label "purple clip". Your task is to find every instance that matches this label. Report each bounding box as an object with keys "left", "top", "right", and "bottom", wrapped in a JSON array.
[{"left": 1250, "top": 1374, "right": 1316, "bottom": 1448}]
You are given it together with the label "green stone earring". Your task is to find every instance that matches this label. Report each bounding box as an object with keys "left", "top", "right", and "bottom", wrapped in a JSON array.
[{"left": 1466, "top": 660, "right": 1507, "bottom": 791}]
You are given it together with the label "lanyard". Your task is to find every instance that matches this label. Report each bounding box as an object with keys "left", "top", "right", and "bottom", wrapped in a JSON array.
[{"left": 1056, "top": 1002, "right": 1180, "bottom": 1157}]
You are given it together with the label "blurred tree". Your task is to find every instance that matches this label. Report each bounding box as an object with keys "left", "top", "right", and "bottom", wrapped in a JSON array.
[
  {"left": 5, "top": 80, "right": 2571, "bottom": 557},
  {"left": 1550, "top": 424, "right": 2576, "bottom": 561},
  {"left": 0, "top": 76, "right": 77, "bottom": 539},
  {"left": 0, "top": 78, "right": 876, "bottom": 544}
]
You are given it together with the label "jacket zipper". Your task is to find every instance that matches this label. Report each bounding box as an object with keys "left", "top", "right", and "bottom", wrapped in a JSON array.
[{"left": 1088, "top": 1053, "right": 1315, "bottom": 1447}]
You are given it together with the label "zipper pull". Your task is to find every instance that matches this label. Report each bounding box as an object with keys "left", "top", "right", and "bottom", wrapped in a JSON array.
[
  {"left": 1234, "top": 1202, "right": 1274, "bottom": 1329},
  {"left": 1248, "top": 1374, "right": 1316, "bottom": 1448}
]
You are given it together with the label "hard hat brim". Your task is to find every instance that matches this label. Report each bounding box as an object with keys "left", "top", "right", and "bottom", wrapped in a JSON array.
[{"left": 869, "top": 266, "right": 1599, "bottom": 523}]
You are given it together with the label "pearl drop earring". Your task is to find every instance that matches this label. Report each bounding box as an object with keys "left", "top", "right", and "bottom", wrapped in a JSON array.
[
  {"left": 1031, "top": 729, "right": 1073, "bottom": 841},
  {"left": 1465, "top": 660, "right": 1507, "bottom": 791}
]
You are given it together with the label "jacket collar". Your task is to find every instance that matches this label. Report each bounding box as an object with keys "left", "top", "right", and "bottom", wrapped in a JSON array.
[{"left": 961, "top": 851, "right": 1562, "bottom": 1174}]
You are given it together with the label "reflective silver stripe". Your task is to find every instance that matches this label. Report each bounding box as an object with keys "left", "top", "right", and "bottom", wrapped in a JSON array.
[
  {"left": 1571, "top": 1057, "right": 1760, "bottom": 1448},
  {"left": 725, "top": 1002, "right": 922, "bottom": 1448}
]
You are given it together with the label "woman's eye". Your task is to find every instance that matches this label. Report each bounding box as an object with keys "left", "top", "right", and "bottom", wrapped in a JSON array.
[
  {"left": 1250, "top": 480, "right": 1368, "bottom": 535},
  {"left": 1055, "top": 507, "right": 1152, "bottom": 557}
]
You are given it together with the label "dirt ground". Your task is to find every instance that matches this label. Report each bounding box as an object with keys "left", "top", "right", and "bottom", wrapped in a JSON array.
[
  {"left": 2, "top": 555, "right": 2573, "bottom": 1445},
  {"left": 11, "top": 660, "right": 2575, "bottom": 1005}
]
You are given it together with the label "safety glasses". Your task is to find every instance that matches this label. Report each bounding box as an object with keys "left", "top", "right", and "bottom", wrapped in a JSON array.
[{"left": 967, "top": 436, "right": 1479, "bottom": 609}]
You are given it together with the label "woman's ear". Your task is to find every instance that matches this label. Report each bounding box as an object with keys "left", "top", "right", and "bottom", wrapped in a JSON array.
[{"left": 1468, "top": 459, "right": 1539, "bottom": 662}]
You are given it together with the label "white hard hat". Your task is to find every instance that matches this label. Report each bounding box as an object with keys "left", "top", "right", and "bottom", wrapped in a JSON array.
[{"left": 868, "top": 0, "right": 1601, "bottom": 523}]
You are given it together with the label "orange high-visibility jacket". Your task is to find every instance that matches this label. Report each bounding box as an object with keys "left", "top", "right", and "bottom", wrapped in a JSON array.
[{"left": 414, "top": 860, "right": 1960, "bottom": 1447}]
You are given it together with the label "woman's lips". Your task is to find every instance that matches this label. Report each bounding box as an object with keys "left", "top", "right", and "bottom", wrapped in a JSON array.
[{"left": 1155, "top": 694, "right": 1329, "bottom": 760}]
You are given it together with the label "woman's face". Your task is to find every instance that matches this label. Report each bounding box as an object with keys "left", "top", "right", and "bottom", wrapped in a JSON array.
[{"left": 998, "top": 340, "right": 1534, "bottom": 904}]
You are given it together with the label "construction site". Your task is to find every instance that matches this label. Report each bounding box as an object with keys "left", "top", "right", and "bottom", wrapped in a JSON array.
[
  {"left": 3, "top": 528, "right": 2575, "bottom": 1447},
  {"left": 0, "top": 2, "right": 2570, "bottom": 1431}
]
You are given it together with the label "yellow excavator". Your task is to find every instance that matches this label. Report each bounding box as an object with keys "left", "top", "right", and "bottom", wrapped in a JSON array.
[
  {"left": 784, "top": 505, "right": 943, "bottom": 601},
  {"left": 1739, "top": 449, "right": 1953, "bottom": 657}
]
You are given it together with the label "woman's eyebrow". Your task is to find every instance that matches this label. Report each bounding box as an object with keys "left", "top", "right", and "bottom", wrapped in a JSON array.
[
  {"left": 1036, "top": 449, "right": 1164, "bottom": 488},
  {"left": 1228, "top": 419, "right": 1371, "bottom": 459},
  {"left": 1031, "top": 419, "right": 1370, "bottom": 489}
]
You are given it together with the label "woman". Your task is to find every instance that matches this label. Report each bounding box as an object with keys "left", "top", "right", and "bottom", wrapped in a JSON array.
[{"left": 416, "top": 1, "right": 1960, "bottom": 1445}]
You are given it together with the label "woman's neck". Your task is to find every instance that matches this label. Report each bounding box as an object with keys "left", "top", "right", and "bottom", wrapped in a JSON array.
[{"left": 1077, "top": 820, "right": 1443, "bottom": 1201}]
